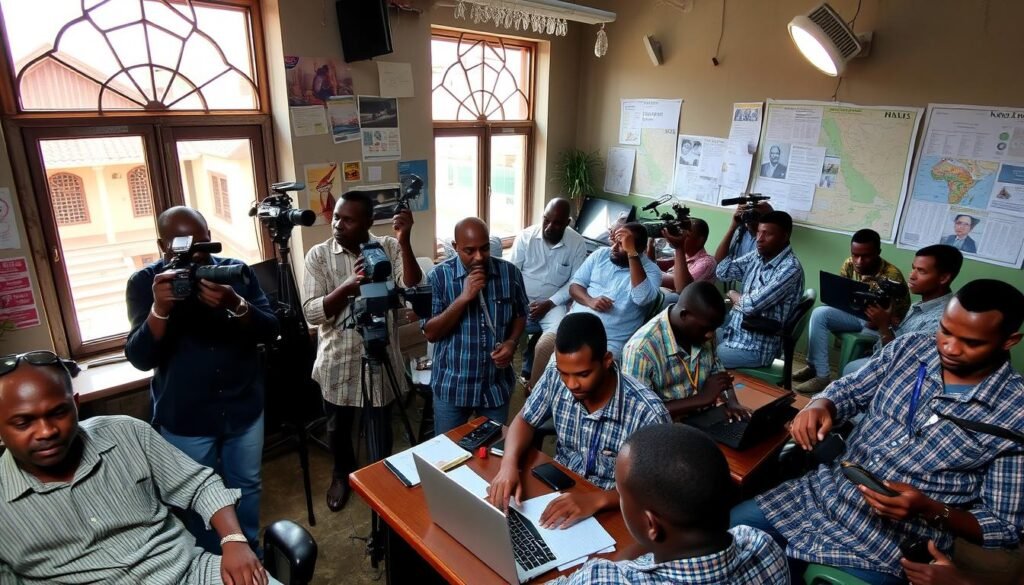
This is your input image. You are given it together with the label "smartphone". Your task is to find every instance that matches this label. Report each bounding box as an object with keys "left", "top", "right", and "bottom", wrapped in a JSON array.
[
  {"left": 810, "top": 432, "right": 846, "bottom": 466},
  {"left": 899, "top": 537, "right": 932, "bottom": 564},
  {"left": 531, "top": 462, "right": 576, "bottom": 491},
  {"left": 840, "top": 461, "right": 899, "bottom": 496},
  {"left": 490, "top": 438, "right": 505, "bottom": 457}
]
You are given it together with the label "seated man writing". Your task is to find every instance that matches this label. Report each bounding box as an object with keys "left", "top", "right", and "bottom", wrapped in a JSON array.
[
  {"left": 486, "top": 313, "right": 669, "bottom": 528},
  {"left": 794, "top": 228, "right": 910, "bottom": 394},
  {"left": 623, "top": 281, "right": 748, "bottom": 421},
  {"left": 0, "top": 351, "right": 273, "bottom": 585},
  {"left": 731, "top": 279, "right": 1024, "bottom": 585},
  {"left": 842, "top": 244, "right": 962, "bottom": 376},
  {"left": 551, "top": 424, "right": 789, "bottom": 584}
]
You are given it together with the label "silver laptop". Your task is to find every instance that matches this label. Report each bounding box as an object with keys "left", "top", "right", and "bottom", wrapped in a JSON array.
[{"left": 413, "top": 453, "right": 561, "bottom": 583}]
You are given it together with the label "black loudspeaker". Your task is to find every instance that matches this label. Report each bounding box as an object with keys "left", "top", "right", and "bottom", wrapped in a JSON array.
[{"left": 337, "top": 0, "right": 394, "bottom": 63}]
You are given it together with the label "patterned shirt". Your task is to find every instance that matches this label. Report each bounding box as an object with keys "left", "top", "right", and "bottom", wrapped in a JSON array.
[
  {"left": 568, "top": 247, "right": 663, "bottom": 359},
  {"left": 508, "top": 223, "right": 587, "bottom": 305},
  {"left": 715, "top": 246, "right": 804, "bottom": 365},
  {"left": 622, "top": 308, "right": 725, "bottom": 403},
  {"left": 427, "top": 256, "right": 529, "bottom": 408},
  {"left": 0, "top": 416, "right": 240, "bottom": 584},
  {"left": 757, "top": 333, "right": 1024, "bottom": 576},
  {"left": 839, "top": 256, "right": 911, "bottom": 320},
  {"left": 302, "top": 234, "right": 412, "bottom": 407},
  {"left": 550, "top": 525, "right": 789, "bottom": 584},
  {"left": 521, "top": 363, "right": 670, "bottom": 489},
  {"left": 870, "top": 292, "right": 953, "bottom": 354},
  {"left": 666, "top": 248, "right": 718, "bottom": 283}
]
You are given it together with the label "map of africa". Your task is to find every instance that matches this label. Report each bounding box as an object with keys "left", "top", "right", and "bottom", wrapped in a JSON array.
[
  {"left": 910, "top": 155, "right": 999, "bottom": 209},
  {"left": 631, "top": 128, "right": 677, "bottom": 197}
]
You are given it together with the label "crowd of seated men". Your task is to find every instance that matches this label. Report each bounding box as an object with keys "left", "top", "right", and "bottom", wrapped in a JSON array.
[{"left": 4, "top": 195, "right": 1022, "bottom": 585}]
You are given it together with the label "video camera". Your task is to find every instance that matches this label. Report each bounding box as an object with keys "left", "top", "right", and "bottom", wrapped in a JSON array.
[
  {"left": 638, "top": 195, "right": 691, "bottom": 237},
  {"left": 851, "top": 277, "right": 907, "bottom": 311},
  {"left": 165, "top": 235, "right": 249, "bottom": 298},
  {"left": 396, "top": 174, "right": 424, "bottom": 213},
  {"left": 249, "top": 182, "right": 317, "bottom": 243},
  {"left": 721, "top": 193, "right": 771, "bottom": 225},
  {"left": 349, "top": 242, "right": 432, "bottom": 356}
]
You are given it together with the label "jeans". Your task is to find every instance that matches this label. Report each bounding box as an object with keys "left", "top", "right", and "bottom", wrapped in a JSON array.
[
  {"left": 807, "top": 306, "right": 874, "bottom": 376},
  {"left": 715, "top": 328, "right": 770, "bottom": 368},
  {"left": 433, "top": 397, "right": 510, "bottom": 436},
  {"left": 730, "top": 499, "right": 908, "bottom": 585},
  {"left": 161, "top": 413, "right": 264, "bottom": 553},
  {"left": 843, "top": 356, "right": 870, "bottom": 377}
]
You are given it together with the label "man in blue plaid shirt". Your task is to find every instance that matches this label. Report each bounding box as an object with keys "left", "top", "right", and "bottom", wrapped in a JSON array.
[
  {"left": 551, "top": 424, "right": 789, "bottom": 584},
  {"left": 486, "top": 313, "right": 670, "bottom": 529},
  {"left": 731, "top": 279, "right": 1024, "bottom": 584}
]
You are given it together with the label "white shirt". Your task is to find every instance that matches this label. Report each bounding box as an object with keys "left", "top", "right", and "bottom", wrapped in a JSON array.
[{"left": 508, "top": 224, "right": 586, "bottom": 306}]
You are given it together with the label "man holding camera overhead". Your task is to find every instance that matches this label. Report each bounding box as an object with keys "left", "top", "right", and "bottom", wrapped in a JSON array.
[
  {"left": 302, "top": 191, "right": 422, "bottom": 512},
  {"left": 125, "top": 206, "right": 280, "bottom": 551}
]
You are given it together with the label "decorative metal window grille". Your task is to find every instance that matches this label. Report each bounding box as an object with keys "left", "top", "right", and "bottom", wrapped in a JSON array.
[
  {"left": 431, "top": 33, "right": 532, "bottom": 121},
  {"left": 127, "top": 166, "right": 153, "bottom": 217},
  {"left": 49, "top": 172, "right": 90, "bottom": 225},
  {"left": 211, "top": 173, "right": 230, "bottom": 221}
]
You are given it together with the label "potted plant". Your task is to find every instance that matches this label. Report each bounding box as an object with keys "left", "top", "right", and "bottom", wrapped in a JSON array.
[{"left": 555, "top": 148, "right": 603, "bottom": 215}]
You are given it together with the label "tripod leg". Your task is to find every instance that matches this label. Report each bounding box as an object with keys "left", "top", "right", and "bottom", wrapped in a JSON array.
[
  {"left": 380, "top": 359, "right": 418, "bottom": 448},
  {"left": 296, "top": 424, "right": 316, "bottom": 526}
]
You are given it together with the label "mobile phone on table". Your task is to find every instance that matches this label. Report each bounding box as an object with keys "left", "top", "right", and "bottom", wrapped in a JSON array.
[
  {"left": 490, "top": 438, "right": 505, "bottom": 457},
  {"left": 840, "top": 461, "right": 899, "bottom": 496},
  {"left": 899, "top": 537, "right": 932, "bottom": 564},
  {"left": 531, "top": 462, "right": 575, "bottom": 491}
]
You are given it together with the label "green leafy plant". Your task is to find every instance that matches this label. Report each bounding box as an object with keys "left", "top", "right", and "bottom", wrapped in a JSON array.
[{"left": 555, "top": 148, "right": 603, "bottom": 213}]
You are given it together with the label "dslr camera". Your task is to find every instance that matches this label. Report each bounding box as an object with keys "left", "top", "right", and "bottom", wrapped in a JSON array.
[
  {"left": 851, "top": 277, "right": 907, "bottom": 311},
  {"left": 165, "top": 235, "right": 249, "bottom": 298},
  {"left": 721, "top": 193, "right": 771, "bottom": 225},
  {"left": 639, "top": 196, "right": 692, "bottom": 237}
]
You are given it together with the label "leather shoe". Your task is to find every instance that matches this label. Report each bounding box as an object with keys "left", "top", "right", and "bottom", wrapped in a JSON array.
[
  {"left": 794, "top": 376, "right": 831, "bottom": 396},
  {"left": 326, "top": 478, "right": 351, "bottom": 512},
  {"left": 792, "top": 365, "right": 816, "bottom": 383}
]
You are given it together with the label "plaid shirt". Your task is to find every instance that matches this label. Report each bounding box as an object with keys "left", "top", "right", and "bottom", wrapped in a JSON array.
[
  {"left": 622, "top": 308, "right": 724, "bottom": 403},
  {"left": 427, "top": 256, "right": 528, "bottom": 408},
  {"left": 870, "top": 292, "right": 952, "bottom": 354},
  {"left": 715, "top": 246, "right": 803, "bottom": 365},
  {"left": 521, "top": 364, "right": 670, "bottom": 490},
  {"left": 839, "top": 256, "right": 911, "bottom": 320},
  {"left": 758, "top": 333, "right": 1024, "bottom": 576},
  {"left": 550, "top": 525, "right": 788, "bottom": 584}
]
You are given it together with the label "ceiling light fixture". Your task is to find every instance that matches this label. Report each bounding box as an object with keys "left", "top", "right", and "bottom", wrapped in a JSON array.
[
  {"left": 452, "top": 0, "right": 616, "bottom": 37},
  {"left": 787, "top": 2, "right": 871, "bottom": 76}
]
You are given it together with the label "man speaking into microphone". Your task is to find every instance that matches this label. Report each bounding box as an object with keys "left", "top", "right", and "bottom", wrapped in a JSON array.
[{"left": 424, "top": 217, "right": 528, "bottom": 435}]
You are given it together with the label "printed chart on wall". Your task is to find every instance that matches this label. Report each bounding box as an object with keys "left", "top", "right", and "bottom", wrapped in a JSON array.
[
  {"left": 753, "top": 100, "right": 922, "bottom": 241},
  {"left": 618, "top": 99, "right": 681, "bottom": 198},
  {"left": 896, "top": 104, "right": 1024, "bottom": 268}
]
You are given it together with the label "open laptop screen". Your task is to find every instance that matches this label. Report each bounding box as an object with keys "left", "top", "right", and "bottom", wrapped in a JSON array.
[{"left": 575, "top": 197, "right": 636, "bottom": 242}]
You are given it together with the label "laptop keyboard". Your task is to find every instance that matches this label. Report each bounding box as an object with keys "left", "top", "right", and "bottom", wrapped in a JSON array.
[
  {"left": 708, "top": 419, "right": 749, "bottom": 444},
  {"left": 507, "top": 507, "right": 556, "bottom": 571}
]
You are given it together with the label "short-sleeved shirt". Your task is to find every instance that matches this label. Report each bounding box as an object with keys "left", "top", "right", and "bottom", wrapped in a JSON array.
[
  {"left": 870, "top": 292, "right": 952, "bottom": 355},
  {"left": 839, "top": 256, "right": 911, "bottom": 320},
  {"left": 666, "top": 248, "right": 718, "bottom": 283},
  {"left": 549, "top": 525, "right": 789, "bottom": 585},
  {"left": 508, "top": 224, "right": 587, "bottom": 306},
  {"left": 521, "top": 364, "right": 670, "bottom": 490},
  {"left": 622, "top": 308, "right": 725, "bottom": 403}
]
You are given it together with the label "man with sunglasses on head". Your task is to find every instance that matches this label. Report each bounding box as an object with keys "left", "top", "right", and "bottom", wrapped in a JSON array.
[
  {"left": 125, "top": 206, "right": 279, "bottom": 553},
  {"left": 0, "top": 351, "right": 274, "bottom": 584}
]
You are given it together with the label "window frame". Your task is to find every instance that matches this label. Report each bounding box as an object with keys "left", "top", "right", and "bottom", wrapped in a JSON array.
[{"left": 48, "top": 171, "right": 91, "bottom": 226}]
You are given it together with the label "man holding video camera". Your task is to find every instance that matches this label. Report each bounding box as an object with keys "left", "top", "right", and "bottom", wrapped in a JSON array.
[
  {"left": 125, "top": 206, "right": 280, "bottom": 551},
  {"left": 301, "top": 191, "right": 422, "bottom": 512},
  {"left": 714, "top": 200, "right": 773, "bottom": 263}
]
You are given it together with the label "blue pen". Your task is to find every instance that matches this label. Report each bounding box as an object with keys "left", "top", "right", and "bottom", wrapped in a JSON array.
[{"left": 907, "top": 363, "right": 926, "bottom": 440}]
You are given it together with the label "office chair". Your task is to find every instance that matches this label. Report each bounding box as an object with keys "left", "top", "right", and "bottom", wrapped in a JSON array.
[
  {"left": 735, "top": 289, "right": 816, "bottom": 390},
  {"left": 263, "top": 520, "right": 318, "bottom": 585},
  {"left": 835, "top": 331, "right": 876, "bottom": 375}
]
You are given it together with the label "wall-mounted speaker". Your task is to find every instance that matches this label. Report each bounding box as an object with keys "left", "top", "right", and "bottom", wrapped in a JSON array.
[{"left": 643, "top": 35, "right": 663, "bottom": 66}]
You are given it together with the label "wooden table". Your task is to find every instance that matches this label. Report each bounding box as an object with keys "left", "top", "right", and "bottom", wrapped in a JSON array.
[{"left": 349, "top": 419, "right": 636, "bottom": 585}]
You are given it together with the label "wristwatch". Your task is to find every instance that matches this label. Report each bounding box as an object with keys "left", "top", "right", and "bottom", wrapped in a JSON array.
[
  {"left": 627, "top": 252, "right": 640, "bottom": 259},
  {"left": 226, "top": 298, "right": 249, "bottom": 318},
  {"left": 927, "top": 503, "right": 950, "bottom": 528}
]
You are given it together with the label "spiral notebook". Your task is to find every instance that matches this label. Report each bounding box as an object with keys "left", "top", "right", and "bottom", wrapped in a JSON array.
[{"left": 382, "top": 434, "right": 470, "bottom": 487}]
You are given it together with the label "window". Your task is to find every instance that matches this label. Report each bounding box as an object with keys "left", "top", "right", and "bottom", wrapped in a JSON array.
[
  {"left": 0, "top": 0, "right": 273, "bottom": 358},
  {"left": 48, "top": 172, "right": 89, "bottom": 225},
  {"left": 431, "top": 29, "right": 534, "bottom": 241},
  {"left": 127, "top": 166, "right": 153, "bottom": 217}
]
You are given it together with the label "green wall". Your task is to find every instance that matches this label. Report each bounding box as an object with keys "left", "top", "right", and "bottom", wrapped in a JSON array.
[{"left": 596, "top": 193, "right": 1024, "bottom": 371}]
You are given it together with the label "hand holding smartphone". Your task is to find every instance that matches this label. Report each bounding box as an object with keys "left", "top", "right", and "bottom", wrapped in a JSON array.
[{"left": 840, "top": 461, "right": 899, "bottom": 497}]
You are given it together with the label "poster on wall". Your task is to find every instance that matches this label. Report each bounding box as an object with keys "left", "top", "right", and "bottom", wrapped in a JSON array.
[
  {"left": 303, "top": 162, "right": 341, "bottom": 226},
  {"left": 604, "top": 147, "right": 636, "bottom": 195},
  {"left": 358, "top": 96, "right": 402, "bottom": 161},
  {"left": 347, "top": 183, "right": 403, "bottom": 225},
  {"left": 671, "top": 134, "right": 727, "bottom": 205},
  {"left": 343, "top": 161, "right": 362, "bottom": 182},
  {"left": 0, "top": 257, "right": 40, "bottom": 330},
  {"left": 619, "top": 98, "right": 682, "bottom": 145},
  {"left": 896, "top": 104, "right": 1024, "bottom": 268},
  {"left": 398, "top": 160, "right": 431, "bottom": 212},
  {"left": 0, "top": 188, "right": 21, "bottom": 250},
  {"left": 284, "top": 56, "right": 354, "bottom": 106},
  {"left": 327, "top": 96, "right": 360, "bottom": 143}
]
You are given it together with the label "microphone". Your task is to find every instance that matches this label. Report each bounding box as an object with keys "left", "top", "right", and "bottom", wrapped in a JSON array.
[{"left": 641, "top": 194, "right": 671, "bottom": 212}]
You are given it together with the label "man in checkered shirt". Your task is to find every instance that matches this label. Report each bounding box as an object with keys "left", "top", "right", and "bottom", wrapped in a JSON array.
[{"left": 731, "top": 279, "right": 1024, "bottom": 584}]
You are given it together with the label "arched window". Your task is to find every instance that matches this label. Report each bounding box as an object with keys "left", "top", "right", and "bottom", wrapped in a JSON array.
[
  {"left": 127, "top": 166, "right": 153, "bottom": 217},
  {"left": 48, "top": 172, "right": 89, "bottom": 225}
]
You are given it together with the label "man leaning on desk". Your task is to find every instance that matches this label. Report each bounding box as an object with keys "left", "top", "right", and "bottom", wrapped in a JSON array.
[{"left": 486, "top": 313, "right": 670, "bottom": 528}]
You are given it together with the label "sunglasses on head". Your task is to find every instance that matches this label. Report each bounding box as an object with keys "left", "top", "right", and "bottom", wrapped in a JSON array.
[{"left": 0, "top": 351, "right": 81, "bottom": 378}]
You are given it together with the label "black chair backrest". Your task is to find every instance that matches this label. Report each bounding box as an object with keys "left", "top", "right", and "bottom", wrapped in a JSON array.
[{"left": 780, "top": 289, "right": 816, "bottom": 389}]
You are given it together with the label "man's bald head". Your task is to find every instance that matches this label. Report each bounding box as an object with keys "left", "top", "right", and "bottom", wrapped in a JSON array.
[
  {"left": 542, "top": 198, "right": 573, "bottom": 244},
  {"left": 453, "top": 217, "right": 491, "bottom": 271}
]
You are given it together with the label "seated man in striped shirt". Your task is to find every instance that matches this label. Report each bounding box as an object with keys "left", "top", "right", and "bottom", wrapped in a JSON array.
[
  {"left": 486, "top": 313, "right": 670, "bottom": 528},
  {"left": 0, "top": 351, "right": 275, "bottom": 585},
  {"left": 551, "top": 424, "right": 789, "bottom": 584},
  {"left": 730, "top": 279, "right": 1024, "bottom": 585}
]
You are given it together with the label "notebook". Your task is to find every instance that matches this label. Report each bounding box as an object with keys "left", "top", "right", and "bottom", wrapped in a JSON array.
[{"left": 382, "top": 434, "right": 469, "bottom": 487}]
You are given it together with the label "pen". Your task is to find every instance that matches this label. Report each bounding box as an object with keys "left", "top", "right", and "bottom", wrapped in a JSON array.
[{"left": 437, "top": 452, "right": 472, "bottom": 472}]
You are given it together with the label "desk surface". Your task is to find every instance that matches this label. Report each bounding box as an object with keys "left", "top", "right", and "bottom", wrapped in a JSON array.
[
  {"left": 724, "top": 373, "right": 809, "bottom": 485},
  {"left": 350, "top": 419, "right": 634, "bottom": 585}
]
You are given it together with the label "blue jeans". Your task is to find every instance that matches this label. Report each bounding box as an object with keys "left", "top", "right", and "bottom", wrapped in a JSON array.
[
  {"left": 807, "top": 306, "right": 873, "bottom": 376},
  {"left": 433, "top": 397, "right": 510, "bottom": 436},
  {"left": 161, "top": 413, "right": 264, "bottom": 553},
  {"left": 843, "top": 356, "right": 870, "bottom": 377},
  {"left": 715, "top": 328, "right": 770, "bottom": 368},
  {"left": 730, "top": 499, "right": 908, "bottom": 585}
]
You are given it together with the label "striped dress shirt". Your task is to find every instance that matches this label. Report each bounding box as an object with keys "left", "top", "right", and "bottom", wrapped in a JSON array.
[
  {"left": 715, "top": 246, "right": 804, "bottom": 365},
  {"left": 550, "top": 525, "right": 789, "bottom": 584},
  {"left": 521, "top": 364, "right": 670, "bottom": 490},
  {"left": 427, "top": 256, "right": 528, "bottom": 408},
  {"left": 0, "top": 416, "right": 240, "bottom": 584},
  {"left": 757, "top": 333, "right": 1024, "bottom": 576}
]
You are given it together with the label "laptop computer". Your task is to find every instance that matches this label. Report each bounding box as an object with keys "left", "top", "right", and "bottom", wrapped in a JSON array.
[
  {"left": 413, "top": 453, "right": 561, "bottom": 583},
  {"left": 819, "top": 270, "right": 870, "bottom": 319},
  {"left": 576, "top": 197, "right": 636, "bottom": 252},
  {"left": 683, "top": 393, "right": 797, "bottom": 450}
]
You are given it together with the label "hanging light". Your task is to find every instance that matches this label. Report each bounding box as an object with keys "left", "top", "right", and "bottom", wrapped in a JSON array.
[
  {"left": 788, "top": 2, "right": 872, "bottom": 76},
  {"left": 451, "top": 0, "right": 615, "bottom": 38},
  {"left": 594, "top": 23, "right": 608, "bottom": 58}
]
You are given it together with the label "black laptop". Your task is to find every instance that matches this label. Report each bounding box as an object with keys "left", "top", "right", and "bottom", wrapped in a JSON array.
[
  {"left": 683, "top": 393, "right": 797, "bottom": 450},
  {"left": 819, "top": 270, "right": 871, "bottom": 319}
]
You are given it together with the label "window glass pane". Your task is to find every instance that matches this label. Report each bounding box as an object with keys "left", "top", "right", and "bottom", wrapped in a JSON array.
[
  {"left": 431, "top": 35, "right": 531, "bottom": 121},
  {"left": 175, "top": 139, "right": 262, "bottom": 265},
  {"left": 39, "top": 136, "right": 158, "bottom": 343},
  {"left": 489, "top": 134, "right": 527, "bottom": 236},
  {"left": 435, "top": 135, "right": 480, "bottom": 241}
]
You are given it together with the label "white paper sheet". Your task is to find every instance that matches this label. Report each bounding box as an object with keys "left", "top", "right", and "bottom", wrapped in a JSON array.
[
  {"left": 290, "top": 105, "right": 329, "bottom": 137},
  {"left": 0, "top": 188, "right": 21, "bottom": 250},
  {"left": 383, "top": 435, "right": 469, "bottom": 487},
  {"left": 604, "top": 147, "right": 636, "bottom": 195},
  {"left": 619, "top": 99, "right": 682, "bottom": 145},
  {"left": 378, "top": 61, "right": 414, "bottom": 98}
]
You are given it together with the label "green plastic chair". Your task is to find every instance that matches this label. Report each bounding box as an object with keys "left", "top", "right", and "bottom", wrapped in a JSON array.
[
  {"left": 736, "top": 288, "right": 817, "bottom": 390},
  {"left": 835, "top": 331, "right": 876, "bottom": 375},
  {"left": 803, "top": 564, "right": 871, "bottom": 585}
]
